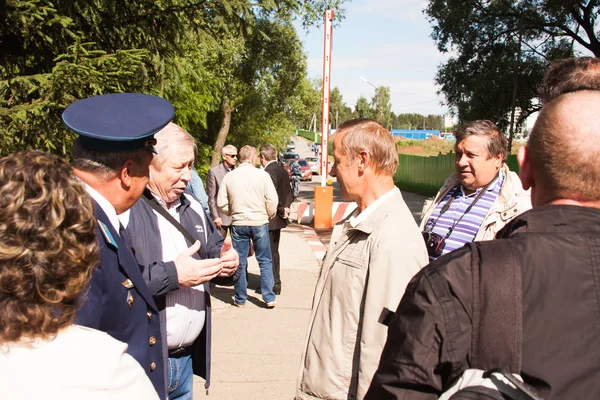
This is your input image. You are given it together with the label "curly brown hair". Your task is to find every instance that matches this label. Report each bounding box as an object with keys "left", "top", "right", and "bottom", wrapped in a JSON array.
[{"left": 0, "top": 151, "right": 99, "bottom": 343}]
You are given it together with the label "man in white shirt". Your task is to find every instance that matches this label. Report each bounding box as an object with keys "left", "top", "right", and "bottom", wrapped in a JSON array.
[
  {"left": 295, "top": 119, "right": 428, "bottom": 400},
  {"left": 120, "top": 123, "right": 239, "bottom": 399},
  {"left": 217, "top": 145, "right": 278, "bottom": 308}
]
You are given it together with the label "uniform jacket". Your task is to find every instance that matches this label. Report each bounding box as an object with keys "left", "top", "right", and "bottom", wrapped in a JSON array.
[
  {"left": 296, "top": 190, "right": 428, "bottom": 400},
  {"left": 420, "top": 163, "right": 531, "bottom": 241},
  {"left": 0, "top": 325, "right": 159, "bottom": 400},
  {"left": 206, "top": 163, "right": 233, "bottom": 226},
  {"left": 367, "top": 205, "right": 600, "bottom": 400},
  {"left": 76, "top": 202, "right": 164, "bottom": 397},
  {"left": 265, "top": 161, "right": 293, "bottom": 231},
  {"left": 123, "top": 190, "right": 238, "bottom": 393}
]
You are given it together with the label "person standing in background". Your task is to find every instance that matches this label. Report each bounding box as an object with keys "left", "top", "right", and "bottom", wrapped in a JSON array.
[
  {"left": 186, "top": 168, "right": 210, "bottom": 215},
  {"left": 207, "top": 145, "right": 237, "bottom": 237},
  {"left": 258, "top": 144, "right": 293, "bottom": 296},
  {"left": 217, "top": 145, "right": 278, "bottom": 308}
]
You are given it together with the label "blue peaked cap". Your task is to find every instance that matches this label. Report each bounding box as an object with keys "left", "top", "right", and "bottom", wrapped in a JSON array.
[{"left": 62, "top": 93, "right": 175, "bottom": 152}]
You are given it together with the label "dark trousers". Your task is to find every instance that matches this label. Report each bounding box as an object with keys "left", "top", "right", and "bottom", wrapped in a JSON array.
[
  {"left": 217, "top": 224, "right": 230, "bottom": 239},
  {"left": 269, "top": 228, "right": 281, "bottom": 289}
]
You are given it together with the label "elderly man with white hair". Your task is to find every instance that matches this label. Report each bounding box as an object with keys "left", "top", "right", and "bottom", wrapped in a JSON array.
[
  {"left": 207, "top": 144, "right": 238, "bottom": 237},
  {"left": 120, "top": 122, "right": 239, "bottom": 400}
]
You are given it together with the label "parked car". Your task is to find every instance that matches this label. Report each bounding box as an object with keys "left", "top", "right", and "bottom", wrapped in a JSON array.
[
  {"left": 305, "top": 157, "right": 319, "bottom": 174},
  {"left": 282, "top": 152, "right": 299, "bottom": 161},
  {"left": 286, "top": 140, "right": 295, "bottom": 151},
  {"left": 284, "top": 159, "right": 312, "bottom": 181}
]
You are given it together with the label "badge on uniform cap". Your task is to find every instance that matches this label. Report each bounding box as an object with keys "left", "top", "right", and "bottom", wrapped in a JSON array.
[{"left": 62, "top": 93, "right": 175, "bottom": 153}]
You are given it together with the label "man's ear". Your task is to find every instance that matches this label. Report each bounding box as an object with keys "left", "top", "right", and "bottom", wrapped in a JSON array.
[
  {"left": 357, "top": 150, "right": 369, "bottom": 172},
  {"left": 119, "top": 160, "right": 135, "bottom": 188},
  {"left": 517, "top": 146, "right": 533, "bottom": 190}
]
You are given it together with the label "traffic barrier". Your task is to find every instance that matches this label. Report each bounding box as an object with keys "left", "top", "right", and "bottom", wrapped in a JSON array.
[{"left": 297, "top": 201, "right": 357, "bottom": 226}]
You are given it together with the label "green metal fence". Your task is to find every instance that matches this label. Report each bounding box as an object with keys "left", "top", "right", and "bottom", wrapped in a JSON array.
[
  {"left": 394, "top": 153, "right": 520, "bottom": 196},
  {"left": 295, "top": 129, "right": 320, "bottom": 143}
]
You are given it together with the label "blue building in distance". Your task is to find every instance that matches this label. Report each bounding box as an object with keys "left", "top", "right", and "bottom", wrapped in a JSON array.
[{"left": 391, "top": 129, "right": 441, "bottom": 140}]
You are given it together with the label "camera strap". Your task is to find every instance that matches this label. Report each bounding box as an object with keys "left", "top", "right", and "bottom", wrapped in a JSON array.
[{"left": 427, "top": 174, "right": 499, "bottom": 239}]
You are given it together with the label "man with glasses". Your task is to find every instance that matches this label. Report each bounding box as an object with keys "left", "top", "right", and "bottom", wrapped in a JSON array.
[{"left": 207, "top": 145, "right": 237, "bottom": 237}]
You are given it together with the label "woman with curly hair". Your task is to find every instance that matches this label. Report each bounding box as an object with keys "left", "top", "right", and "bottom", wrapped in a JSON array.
[{"left": 0, "top": 151, "right": 158, "bottom": 399}]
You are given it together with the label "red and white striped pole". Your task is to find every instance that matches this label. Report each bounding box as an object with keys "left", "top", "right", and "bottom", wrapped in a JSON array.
[
  {"left": 320, "top": 9, "right": 334, "bottom": 186},
  {"left": 314, "top": 10, "right": 335, "bottom": 230}
]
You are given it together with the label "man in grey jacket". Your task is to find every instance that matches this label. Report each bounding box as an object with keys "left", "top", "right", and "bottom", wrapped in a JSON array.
[{"left": 207, "top": 145, "right": 237, "bottom": 237}]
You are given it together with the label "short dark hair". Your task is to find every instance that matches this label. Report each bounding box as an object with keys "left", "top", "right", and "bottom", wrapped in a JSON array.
[
  {"left": 71, "top": 138, "right": 151, "bottom": 180},
  {"left": 454, "top": 120, "right": 507, "bottom": 160},
  {"left": 538, "top": 57, "right": 600, "bottom": 104},
  {"left": 260, "top": 144, "right": 277, "bottom": 161},
  {"left": 0, "top": 151, "right": 99, "bottom": 343}
]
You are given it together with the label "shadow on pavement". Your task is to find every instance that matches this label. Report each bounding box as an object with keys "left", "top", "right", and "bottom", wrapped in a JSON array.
[{"left": 211, "top": 273, "right": 271, "bottom": 308}]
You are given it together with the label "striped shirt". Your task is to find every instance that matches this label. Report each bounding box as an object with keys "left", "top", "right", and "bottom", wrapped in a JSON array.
[{"left": 424, "top": 171, "right": 504, "bottom": 261}]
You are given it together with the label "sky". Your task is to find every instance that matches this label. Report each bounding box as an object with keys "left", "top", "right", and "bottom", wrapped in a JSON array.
[{"left": 294, "top": 0, "right": 453, "bottom": 117}]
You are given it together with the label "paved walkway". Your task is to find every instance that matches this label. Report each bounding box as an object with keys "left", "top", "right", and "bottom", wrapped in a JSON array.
[
  {"left": 193, "top": 190, "right": 428, "bottom": 399},
  {"left": 193, "top": 224, "right": 321, "bottom": 399}
]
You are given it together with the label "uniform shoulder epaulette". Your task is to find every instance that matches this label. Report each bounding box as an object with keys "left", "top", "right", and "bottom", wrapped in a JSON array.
[{"left": 97, "top": 219, "right": 118, "bottom": 249}]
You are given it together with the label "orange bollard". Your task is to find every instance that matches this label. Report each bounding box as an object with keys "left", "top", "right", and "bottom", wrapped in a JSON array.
[{"left": 314, "top": 186, "right": 333, "bottom": 229}]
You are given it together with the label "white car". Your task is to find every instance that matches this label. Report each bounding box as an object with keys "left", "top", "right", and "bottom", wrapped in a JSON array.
[{"left": 305, "top": 157, "right": 319, "bottom": 174}]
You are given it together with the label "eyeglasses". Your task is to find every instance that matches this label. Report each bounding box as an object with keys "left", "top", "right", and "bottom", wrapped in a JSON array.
[{"left": 225, "top": 154, "right": 238, "bottom": 158}]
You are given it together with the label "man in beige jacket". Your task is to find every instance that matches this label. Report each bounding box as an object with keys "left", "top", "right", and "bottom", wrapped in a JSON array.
[
  {"left": 217, "top": 145, "right": 278, "bottom": 308},
  {"left": 296, "top": 119, "right": 428, "bottom": 400}
]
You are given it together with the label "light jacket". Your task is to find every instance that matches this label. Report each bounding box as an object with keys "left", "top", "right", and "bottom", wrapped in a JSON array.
[
  {"left": 217, "top": 162, "right": 278, "bottom": 226},
  {"left": 419, "top": 163, "right": 531, "bottom": 241},
  {"left": 296, "top": 190, "right": 428, "bottom": 400}
]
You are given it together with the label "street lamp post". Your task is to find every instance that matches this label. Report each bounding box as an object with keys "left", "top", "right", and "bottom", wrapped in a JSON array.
[{"left": 360, "top": 76, "right": 383, "bottom": 122}]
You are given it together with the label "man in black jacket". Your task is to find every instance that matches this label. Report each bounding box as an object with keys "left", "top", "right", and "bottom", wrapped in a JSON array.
[
  {"left": 259, "top": 143, "right": 293, "bottom": 295},
  {"left": 366, "top": 90, "right": 600, "bottom": 399}
]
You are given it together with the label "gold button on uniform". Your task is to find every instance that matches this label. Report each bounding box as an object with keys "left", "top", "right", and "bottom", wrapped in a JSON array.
[
  {"left": 150, "top": 362, "right": 156, "bottom": 371},
  {"left": 147, "top": 312, "right": 152, "bottom": 319},
  {"left": 149, "top": 336, "right": 156, "bottom": 346}
]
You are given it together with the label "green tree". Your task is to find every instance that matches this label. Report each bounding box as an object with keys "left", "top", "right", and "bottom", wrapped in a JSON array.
[
  {"left": 0, "top": 41, "right": 148, "bottom": 155},
  {"left": 206, "top": 18, "right": 311, "bottom": 166},
  {"left": 370, "top": 86, "right": 392, "bottom": 128},
  {"left": 289, "top": 77, "right": 321, "bottom": 130},
  {"left": 329, "top": 87, "right": 353, "bottom": 128},
  {"left": 1, "top": 0, "right": 352, "bottom": 158},
  {"left": 426, "top": 0, "right": 595, "bottom": 144},
  {"left": 355, "top": 96, "right": 374, "bottom": 119}
]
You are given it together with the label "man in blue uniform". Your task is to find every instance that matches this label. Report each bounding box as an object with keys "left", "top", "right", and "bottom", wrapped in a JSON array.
[{"left": 63, "top": 93, "right": 175, "bottom": 398}]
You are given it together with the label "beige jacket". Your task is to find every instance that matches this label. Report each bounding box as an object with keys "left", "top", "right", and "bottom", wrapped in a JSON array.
[
  {"left": 216, "top": 162, "right": 278, "bottom": 226},
  {"left": 419, "top": 163, "right": 531, "bottom": 241},
  {"left": 0, "top": 325, "right": 159, "bottom": 400},
  {"left": 296, "top": 190, "right": 428, "bottom": 400}
]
